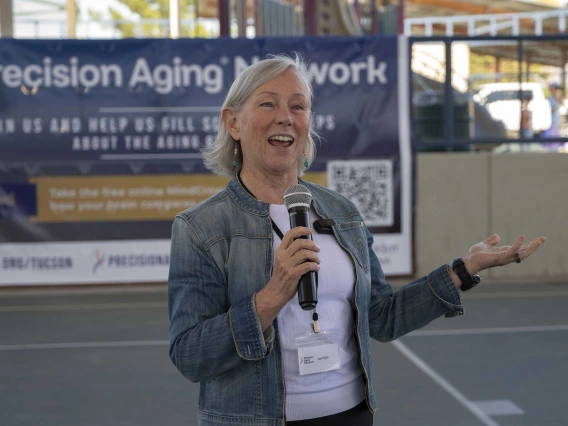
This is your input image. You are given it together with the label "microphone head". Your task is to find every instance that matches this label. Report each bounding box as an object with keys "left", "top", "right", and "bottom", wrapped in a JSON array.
[{"left": 283, "top": 184, "right": 312, "bottom": 210}]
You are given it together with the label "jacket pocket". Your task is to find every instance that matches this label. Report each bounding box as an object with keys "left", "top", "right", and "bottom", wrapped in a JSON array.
[{"left": 335, "top": 220, "right": 370, "bottom": 273}]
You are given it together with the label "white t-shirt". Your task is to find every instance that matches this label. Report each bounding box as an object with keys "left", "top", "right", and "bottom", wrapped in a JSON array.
[{"left": 270, "top": 203, "right": 365, "bottom": 421}]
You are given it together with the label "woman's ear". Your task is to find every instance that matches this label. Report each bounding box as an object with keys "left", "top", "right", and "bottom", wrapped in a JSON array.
[{"left": 222, "top": 108, "right": 240, "bottom": 141}]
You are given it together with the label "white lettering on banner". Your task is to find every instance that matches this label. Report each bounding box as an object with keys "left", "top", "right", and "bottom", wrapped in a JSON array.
[
  {"left": 128, "top": 57, "right": 223, "bottom": 94},
  {"left": 49, "top": 201, "right": 75, "bottom": 213},
  {"left": 0, "top": 118, "right": 16, "bottom": 134},
  {"left": 134, "top": 117, "right": 155, "bottom": 133},
  {"left": 201, "top": 116, "right": 219, "bottom": 133},
  {"left": 0, "top": 240, "right": 172, "bottom": 285},
  {"left": 49, "top": 117, "right": 82, "bottom": 134},
  {"left": 50, "top": 187, "right": 76, "bottom": 198},
  {"left": 0, "top": 57, "right": 123, "bottom": 89},
  {"left": 308, "top": 56, "right": 388, "bottom": 85},
  {"left": 166, "top": 185, "right": 221, "bottom": 197},
  {"left": 105, "top": 254, "right": 169, "bottom": 268},
  {"left": 88, "top": 117, "right": 128, "bottom": 133},
  {"left": 312, "top": 115, "right": 335, "bottom": 131},
  {"left": 160, "top": 116, "right": 196, "bottom": 132},
  {"left": 0, "top": 55, "right": 387, "bottom": 94},
  {"left": 22, "top": 118, "right": 42, "bottom": 134},
  {"left": 1, "top": 257, "right": 73, "bottom": 270},
  {"left": 124, "top": 135, "right": 151, "bottom": 150},
  {"left": 72, "top": 136, "right": 119, "bottom": 151},
  {"left": 156, "top": 134, "right": 201, "bottom": 150}
]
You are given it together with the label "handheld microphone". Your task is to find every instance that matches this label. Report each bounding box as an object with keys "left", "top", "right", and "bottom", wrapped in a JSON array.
[{"left": 283, "top": 184, "right": 317, "bottom": 311}]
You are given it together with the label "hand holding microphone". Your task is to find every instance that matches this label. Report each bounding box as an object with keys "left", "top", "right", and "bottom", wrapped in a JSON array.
[
  {"left": 255, "top": 184, "right": 319, "bottom": 331},
  {"left": 283, "top": 184, "right": 318, "bottom": 310}
]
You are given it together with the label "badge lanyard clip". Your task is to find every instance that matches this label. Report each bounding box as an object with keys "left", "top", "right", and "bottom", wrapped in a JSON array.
[{"left": 311, "top": 308, "right": 320, "bottom": 333}]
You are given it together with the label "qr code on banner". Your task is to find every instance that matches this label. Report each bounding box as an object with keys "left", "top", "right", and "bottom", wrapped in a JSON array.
[{"left": 327, "top": 160, "right": 393, "bottom": 227}]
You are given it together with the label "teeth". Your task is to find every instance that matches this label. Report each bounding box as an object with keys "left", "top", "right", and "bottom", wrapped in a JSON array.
[{"left": 269, "top": 136, "right": 294, "bottom": 142}]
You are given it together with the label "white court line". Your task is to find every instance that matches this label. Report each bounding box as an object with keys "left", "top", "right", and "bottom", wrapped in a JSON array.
[
  {"left": 408, "top": 324, "right": 568, "bottom": 337},
  {"left": 0, "top": 340, "right": 169, "bottom": 351},
  {"left": 98, "top": 107, "right": 219, "bottom": 113},
  {"left": 0, "top": 302, "right": 166, "bottom": 312},
  {"left": 392, "top": 340, "right": 501, "bottom": 426}
]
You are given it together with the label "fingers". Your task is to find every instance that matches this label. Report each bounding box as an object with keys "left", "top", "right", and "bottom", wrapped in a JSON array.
[
  {"left": 501, "top": 235, "right": 525, "bottom": 264},
  {"left": 287, "top": 236, "right": 320, "bottom": 255},
  {"left": 511, "top": 235, "right": 525, "bottom": 253},
  {"left": 280, "top": 227, "right": 312, "bottom": 249},
  {"left": 274, "top": 228, "right": 320, "bottom": 277},
  {"left": 517, "top": 236, "right": 546, "bottom": 261},
  {"left": 483, "top": 234, "right": 501, "bottom": 246},
  {"left": 290, "top": 248, "right": 321, "bottom": 267},
  {"left": 286, "top": 239, "right": 320, "bottom": 272}
]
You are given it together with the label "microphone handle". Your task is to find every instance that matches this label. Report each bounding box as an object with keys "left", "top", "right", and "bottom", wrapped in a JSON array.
[{"left": 289, "top": 207, "right": 318, "bottom": 311}]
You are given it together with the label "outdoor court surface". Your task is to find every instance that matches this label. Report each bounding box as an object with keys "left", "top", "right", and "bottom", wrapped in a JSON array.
[{"left": 0, "top": 279, "right": 566, "bottom": 426}]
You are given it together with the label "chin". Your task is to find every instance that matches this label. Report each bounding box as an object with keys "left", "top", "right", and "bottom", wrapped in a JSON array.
[{"left": 266, "top": 163, "right": 298, "bottom": 175}]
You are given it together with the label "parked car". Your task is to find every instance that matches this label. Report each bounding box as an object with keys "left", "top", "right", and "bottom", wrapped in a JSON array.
[{"left": 473, "top": 82, "right": 552, "bottom": 135}]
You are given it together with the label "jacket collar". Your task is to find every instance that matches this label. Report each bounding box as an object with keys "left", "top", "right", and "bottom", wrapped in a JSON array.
[
  {"left": 225, "top": 176, "right": 271, "bottom": 217},
  {"left": 225, "top": 175, "right": 333, "bottom": 219}
]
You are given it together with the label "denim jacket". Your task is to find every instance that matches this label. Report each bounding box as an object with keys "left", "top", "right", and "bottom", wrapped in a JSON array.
[{"left": 168, "top": 177, "right": 464, "bottom": 426}]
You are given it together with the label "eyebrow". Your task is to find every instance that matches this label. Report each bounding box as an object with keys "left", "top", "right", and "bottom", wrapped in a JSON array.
[{"left": 256, "top": 91, "right": 307, "bottom": 99}]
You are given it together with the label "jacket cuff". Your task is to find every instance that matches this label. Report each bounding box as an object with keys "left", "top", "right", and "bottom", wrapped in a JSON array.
[
  {"left": 427, "top": 265, "right": 464, "bottom": 318},
  {"left": 229, "top": 293, "right": 274, "bottom": 360}
]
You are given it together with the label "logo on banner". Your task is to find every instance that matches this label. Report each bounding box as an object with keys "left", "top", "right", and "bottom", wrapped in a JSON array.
[
  {"left": 92, "top": 250, "right": 169, "bottom": 274},
  {"left": 93, "top": 250, "right": 106, "bottom": 273}
]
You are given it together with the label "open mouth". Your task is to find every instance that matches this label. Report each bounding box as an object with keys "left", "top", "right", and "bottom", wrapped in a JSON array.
[{"left": 268, "top": 135, "right": 295, "bottom": 148}]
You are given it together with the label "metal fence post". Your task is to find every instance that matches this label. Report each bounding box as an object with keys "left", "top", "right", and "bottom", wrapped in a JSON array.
[
  {"left": 444, "top": 38, "right": 454, "bottom": 151},
  {"left": 218, "top": 0, "right": 230, "bottom": 37}
]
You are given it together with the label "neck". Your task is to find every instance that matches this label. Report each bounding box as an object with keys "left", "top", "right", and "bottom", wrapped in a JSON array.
[{"left": 239, "top": 168, "right": 298, "bottom": 205}]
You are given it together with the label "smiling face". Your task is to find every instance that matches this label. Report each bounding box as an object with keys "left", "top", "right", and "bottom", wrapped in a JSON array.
[{"left": 223, "top": 68, "right": 311, "bottom": 181}]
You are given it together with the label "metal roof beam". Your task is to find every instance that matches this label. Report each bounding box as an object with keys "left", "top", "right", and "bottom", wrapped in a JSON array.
[{"left": 407, "top": 0, "right": 519, "bottom": 16}]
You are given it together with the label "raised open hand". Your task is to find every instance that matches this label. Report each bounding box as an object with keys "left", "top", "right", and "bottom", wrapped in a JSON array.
[{"left": 464, "top": 234, "right": 546, "bottom": 276}]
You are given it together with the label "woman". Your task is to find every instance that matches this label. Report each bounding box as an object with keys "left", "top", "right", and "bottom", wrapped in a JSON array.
[{"left": 168, "top": 55, "right": 545, "bottom": 426}]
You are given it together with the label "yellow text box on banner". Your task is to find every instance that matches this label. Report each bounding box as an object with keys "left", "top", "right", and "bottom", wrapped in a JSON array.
[
  {"left": 31, "top": 175, "right": 229, "bottom": 222},
  {"left": 30, "top": 172, "right": 327, "bottom": 223}
]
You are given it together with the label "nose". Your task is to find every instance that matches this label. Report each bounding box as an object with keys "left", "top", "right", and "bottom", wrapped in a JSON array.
[{"left": 277, "top": 106, "right": 292, "bottom": 126}]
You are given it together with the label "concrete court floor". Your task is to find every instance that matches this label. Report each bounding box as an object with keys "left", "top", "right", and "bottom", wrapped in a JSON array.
[{"left": 0, "top": 279, "right": 566, "bottom": 426}]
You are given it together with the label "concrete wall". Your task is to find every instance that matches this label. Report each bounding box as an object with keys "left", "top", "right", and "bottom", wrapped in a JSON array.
[{"left": 414, "top": 152, "right": 567, "bottom": 280}]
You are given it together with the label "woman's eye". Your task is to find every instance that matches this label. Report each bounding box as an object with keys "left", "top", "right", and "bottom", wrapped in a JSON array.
[
  {"left": 260, "top": 102, "right": 273, "bottom": 107},
  {"left": 293, "top": 105, "right": 306, "bottom": 110}
]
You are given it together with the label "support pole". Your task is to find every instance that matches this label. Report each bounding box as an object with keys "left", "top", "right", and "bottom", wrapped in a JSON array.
[
  {"left": 444, "top": 39, "right": 454, "bottom": 151},
  {"left": 398, "top": 0, "right": 404, "bottom": 34},
  {"left": 304, "top": 0, "right": 316, "bottom": 36},
  {"left": 0, "top": 0, "right": 13, "bottom": 37},
  {"left": 495, "top": 57, "right": 501, "bottom": 81},
  {"left": 254, "top": 0, "right": 260, "bottom": 36},
  {"left": 517, "top": 40, "right": 524, "bottom": 140},
  {"left": 238, "top": 0, "right": 247, "bottom": 37},
  {"left": 353, "top": 0, "right": 360, "bottom": 23},
  {"left": 526, "top": 56, "right": 531, "bottom": 83},
  {"left": 561, "top": 49, "right": 567, "bottom": 98},
  {"left": 218, "top": 0, "right": 230, "bottom": 37},
  {"left": 66, "top": 0, "right": 76, "bottom": 39},
  {"left": 170, "top": 0, "right": 179, "bottom": 38},
  {"left": 372, "top": 1, "right": 379, "bottom": 34}
]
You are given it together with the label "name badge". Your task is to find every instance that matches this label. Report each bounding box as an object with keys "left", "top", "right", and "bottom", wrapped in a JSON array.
[{"left": 295, "top": 328, "right": 341, "bottom": 376}]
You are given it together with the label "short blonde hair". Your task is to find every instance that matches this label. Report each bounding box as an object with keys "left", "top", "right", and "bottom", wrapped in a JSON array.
[{"left": 203, "top": 54, "right": 317, "bottom": 177}]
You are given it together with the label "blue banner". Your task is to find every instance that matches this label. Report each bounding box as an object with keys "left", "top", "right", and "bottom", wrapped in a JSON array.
[
  {"left": 0, "top": 37, "right": 414, "bottom": 283},
  {"left": 0, "top": 184, "right": 37, "bottom": 217},
  {"left": 0, "top": 37, "right": 399, "bottom": 166}
]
